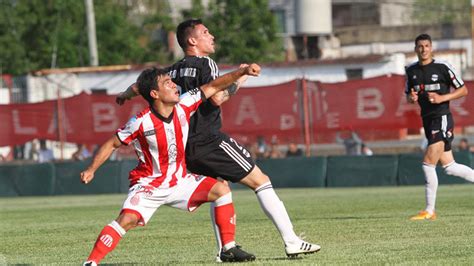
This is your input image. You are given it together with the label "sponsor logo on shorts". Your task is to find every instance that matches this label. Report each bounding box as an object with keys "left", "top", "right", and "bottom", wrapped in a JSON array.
[{"left": 131, "top": 194, "right": 140, "bottom": 206}]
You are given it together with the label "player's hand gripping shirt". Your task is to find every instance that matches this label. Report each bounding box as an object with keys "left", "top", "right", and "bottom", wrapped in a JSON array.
[
  {"left": 116, "top": 89, "right": 205, "bottom": 189},
  {"left": 405, "top": 59, "right": 464, "bottom": 118}
]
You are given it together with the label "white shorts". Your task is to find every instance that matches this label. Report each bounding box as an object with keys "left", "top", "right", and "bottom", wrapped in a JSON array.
[{"left": 121, "top": 174, "right": 216, "bottom": 225}]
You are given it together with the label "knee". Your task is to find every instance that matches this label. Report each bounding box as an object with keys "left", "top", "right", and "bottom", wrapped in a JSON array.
[
  {"left": 213, "top": 181, "right": 231, "bottom": 197},
  {"left": 240, "top": 167, "right": 271, "bottom": 189},
  {"left": 116, "top": 213, "right": 139, "bottom": 231}
]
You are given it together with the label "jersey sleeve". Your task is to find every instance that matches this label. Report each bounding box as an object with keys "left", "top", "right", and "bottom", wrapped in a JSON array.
[
  {"left": 200, "top": 57, "right": 219, "bottom": 84},
  {"left": 179, "top": 88, "right": 206, "bottom": 116},
  {"left": 444, "top": 63, "right": 464, "bottom": 89},
  {"left": 116, "top": 115, "right": 141, "bottom": 145}
]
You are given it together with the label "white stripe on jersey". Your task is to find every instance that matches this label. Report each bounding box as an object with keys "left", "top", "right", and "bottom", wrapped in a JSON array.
[
  {"left": 142, "top": 113, "right": 162, "bottom": 177},
  {"left": 176, "top": 105, "right": 190, "bottom": 147},
  {"left": 203, "top": 56, "right": 219, "bottom": 79},
  {"left": 219, "top": 141, "right": 252, "bottom": 172},
  {"left": 132, "top": 139, "right": 145, "bottom": 163},
  {"left": 435, "top": 59, "right": 464, "bottom": 88},
  {"left": 159, "top": 121, "right": 178, "bottom": 189}
]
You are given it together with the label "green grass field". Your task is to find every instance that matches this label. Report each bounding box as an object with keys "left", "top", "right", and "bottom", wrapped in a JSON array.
[{"left": 1, "top": 185, "right": 473, "bottom": 265}]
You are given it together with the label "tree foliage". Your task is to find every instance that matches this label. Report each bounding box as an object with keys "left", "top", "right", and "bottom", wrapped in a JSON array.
[
  {"left": 412, "top": 0, "right": 470, "bottom": 24},
  {"left": 0, "top": 0, "right": 283, "bottom": 75},
  {"left": 0, "top": 0, "right": 174, "bottom": 75},
  {"left": 182, "top": 0, "right": 284, "bottom": 64}
]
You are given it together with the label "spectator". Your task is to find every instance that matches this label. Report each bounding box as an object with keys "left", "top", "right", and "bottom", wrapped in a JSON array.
[
  {"left": 286, "top": 142, "right": 303, "bottom": 157},
  {"left": 361, "top": 143, "right": 373, "bottom": 156},
  {"left": 456, "top": 138, "right": 474, "bottom": 153},
  {"left": 254, "top": 136, "right": 268, "bottom": 159},
  {"left": 336, "top": 131, "right": 363, "bottom": 155},
  {"left": 38, "top": 140, "right": 54, "bottom": 163},
  {"left": 266, "top": 143, "right": 284, "bottom": 159},
  {"left": 72, "top": 144, "right": 92, "bottom": 161}
]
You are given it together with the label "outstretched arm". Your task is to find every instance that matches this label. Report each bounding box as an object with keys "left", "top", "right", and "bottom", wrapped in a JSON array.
[
  {"left": 80, "top": 135, "right": 122, "bottom": 184},
  {"left": 209, "top": 64, "right": 250, "bottom": 106},
  {"left": 201, "top": 64, "right": 260, "bottom": 99},
  {"left": 116, "top": 83, "right": 139, "bottom": 105}
]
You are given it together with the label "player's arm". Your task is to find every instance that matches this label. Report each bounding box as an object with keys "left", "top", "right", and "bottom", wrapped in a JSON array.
[
  {"left": 201, "top": 64, "right": 260, "bottom": 99},
  {"left": 116, "top": 83, "right": 139, "bottom": 105},
  {"left": 428, "top": 85, "right": 467, "bottom": 104},
  {"left": 209, "top": 64, "right": 250, "bottom": 106},
  {"left": 80, "top": 135, "right": 122, "bottom": 184},
  {"left": 407, "top": 88, "right": 418, "bottom": 104}
]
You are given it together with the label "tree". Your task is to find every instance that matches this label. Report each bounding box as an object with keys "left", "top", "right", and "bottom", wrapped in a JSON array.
[
  {"left": 412, "top": 0, "right": 470, "bottom": 24},
  {"left": 182, "top": 0, "right": 284, "bottom": 64},
  {"left": 0, "top": 0, "right": 174, "bottom": 75}
]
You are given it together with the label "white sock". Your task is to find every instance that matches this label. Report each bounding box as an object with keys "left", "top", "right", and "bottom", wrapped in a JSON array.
[
  {"left": 255, "top": 182, "right": 299, "bottom": 244},
  {"left": 443, "top": 161, "right": 474, "bottom": 182},
  {"left": 223, "top": 241, "right": 236, "bottom": 251},
  {"left": 210, "top": 202, "right": 222, "bottom": 254},
  {"left": 422, "top": 163, "right": 438, "bottom": 214}
]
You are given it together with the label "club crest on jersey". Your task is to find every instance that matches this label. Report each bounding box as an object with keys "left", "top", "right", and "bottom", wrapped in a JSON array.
[
  {"left": 168, "top": 144, "right": 177, "bottom": 163},
  {"left": 412, "top": 75, "right": 416, "bottom": 79},
  {"left": 431, "top": 74, "right": 438, "bottom": 81},
  {"left": 144, "top": 129, "right": 156, "bottom": 137}
]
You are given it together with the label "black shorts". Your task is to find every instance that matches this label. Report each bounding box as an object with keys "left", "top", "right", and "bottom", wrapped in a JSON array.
[
  {"left": 422, "top": 113, "right": 454, "bottom": 151},
  {"left": 186, "top": 134, "right": 255, "bottom": 183}
]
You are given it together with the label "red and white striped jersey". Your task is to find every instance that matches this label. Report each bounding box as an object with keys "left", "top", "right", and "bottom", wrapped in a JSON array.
[{"left": 116, "top": 89, "right": 205, "bottom": 188}]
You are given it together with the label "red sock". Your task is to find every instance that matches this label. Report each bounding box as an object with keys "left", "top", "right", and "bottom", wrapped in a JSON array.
[
  {"left": 214, "top": 203, "right": 236, "bottom": 246},
  {"left": 87, "top": 222, "right": 124, "bottom": 263}
]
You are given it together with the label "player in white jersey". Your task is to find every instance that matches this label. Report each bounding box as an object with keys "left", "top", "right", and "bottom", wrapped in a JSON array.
[{"left": 81, "top": 64, "right": 260, "bottom": 265}]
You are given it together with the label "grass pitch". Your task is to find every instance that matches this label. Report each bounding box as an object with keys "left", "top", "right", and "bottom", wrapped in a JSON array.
[{"left": 0, "top": 185, "right": 473, "bottom": 265}]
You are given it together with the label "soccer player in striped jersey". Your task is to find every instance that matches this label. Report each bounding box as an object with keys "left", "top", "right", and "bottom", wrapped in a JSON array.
[
  {"left": 405, "top": 33, "right": 474, "bottom": 221},
  {"left": 80, "top": 64, "right": 260, "bottom": 265},
  {"left": 117, "top": 19, "right": 320, "bottom": 259}
]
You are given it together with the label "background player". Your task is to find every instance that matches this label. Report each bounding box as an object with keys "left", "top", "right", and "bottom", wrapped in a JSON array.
[
  {"left": 405, "top": 33, "right": 474, "bottom": 221},
  {"left": 117, "top": 19, "right": 320, "bottom": 258},
  {"left": 81, "top": 64, "right": 260, "bottom": 265}
]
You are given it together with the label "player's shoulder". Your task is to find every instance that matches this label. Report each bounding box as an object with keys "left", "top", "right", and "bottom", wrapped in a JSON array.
[
  {"left": 405, "top": 61, "right": 419, "bottom": 71},
  {"left": 131, "top": 107, "right": 151, "bottom": 122},
  {"left": 432, "top": 59, "right": 456, "bottom": 71}
]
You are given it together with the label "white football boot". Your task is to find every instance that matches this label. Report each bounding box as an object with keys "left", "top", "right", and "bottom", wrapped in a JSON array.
[{"left": 285, "top": 240, "right": 321, "bottom": 257}]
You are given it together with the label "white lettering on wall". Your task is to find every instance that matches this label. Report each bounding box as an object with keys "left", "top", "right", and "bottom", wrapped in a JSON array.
[
  {"left": 357, "top": 88, "right": 385, "bottom": 119},
  {"left": 12, "top": 110, "right": 37, "bottom": 135},
  {"left": 235, "top": 96, "right": 261, "bottom": 125},
  {"left": 93, "top": 103, "right": 118, "bottom": 132}
]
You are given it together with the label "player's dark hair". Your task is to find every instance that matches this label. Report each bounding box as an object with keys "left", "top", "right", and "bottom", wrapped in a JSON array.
[
  {"left": 415, "top": 34, "right": 432, "bottom": 46},
  {"left": 176, "top": 19, "right": 203, "bottom": 49},
  {"left": 136, "top": 67, "right": 168, "bottom": 104}
]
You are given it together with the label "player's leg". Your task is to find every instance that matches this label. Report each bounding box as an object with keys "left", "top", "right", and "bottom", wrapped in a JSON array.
[
  {"left": 187, "top": 135, "right": 320, "bottom": 257},
  {"left": 84, "top": 184, "right": 163, "bottom": 265},
  {"left": 84, "top": 212, "right": 139, "bottom": 265},
  {"left": 239, "top": 166, "right": 321, "bottom": 256},
  {"left": 440, "top": 151, "right": 474, "bottom": 182},
  {"left": 166, "top": 175, "right": 255, "bottom": 262},
  {"left": 438, "top": 117, "right": 474, "bottom": 182},
  {"left": 206, "top": 179, "right": 256, "bottom": 262},
  {"left": 411, "top": 117, "right": 445, "bottom": 221}
]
